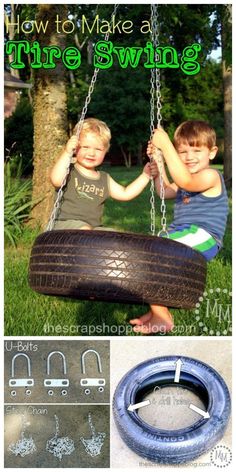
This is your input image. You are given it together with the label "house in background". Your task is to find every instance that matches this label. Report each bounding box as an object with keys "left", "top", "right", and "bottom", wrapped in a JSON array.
[{"left": 4, "top": 71, "right": 32, "bottom": 118}]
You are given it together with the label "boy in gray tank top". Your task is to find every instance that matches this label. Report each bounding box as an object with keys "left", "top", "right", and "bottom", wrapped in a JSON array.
[
  {"left": 129, "top": 120, "right": 229, "bottom": 334},
  {"left": 51, "top": 118, "right": 151, "bottom": 230}
]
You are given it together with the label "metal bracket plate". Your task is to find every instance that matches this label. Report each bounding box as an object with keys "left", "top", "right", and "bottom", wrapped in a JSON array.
[
  {"left": 80, "top": 378, "right": 106, "bottom": 387},
  {"left": 44, "top": 378, "right": 69, "bottom": 387},
  {"left": 9, "top": 378, "right": 34, "bottom": 387}
]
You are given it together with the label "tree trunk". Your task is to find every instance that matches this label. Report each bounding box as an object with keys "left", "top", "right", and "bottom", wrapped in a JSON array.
[
  {"left": 120, "top": 146, "right": 132, "bottom": 168},
  {"left": 136, "top": 143, "right": 143, "bottom": 166},
  {"left": 222, "top": 63, "right": 232, "bottom": 187},
  {"left": 221, "top": 5, "right": 232, "bottom": 188},
  {"left": 31, "top": 5, "right": 69, "bottom": 228}
]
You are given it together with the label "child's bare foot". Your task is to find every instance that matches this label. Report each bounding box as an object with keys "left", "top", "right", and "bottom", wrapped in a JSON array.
[
  {"left": 129, "top": 305, "right": 174, "bottom": 334},
  {"left": 80, "top": 224, "right": 92, "bottom": 229}
]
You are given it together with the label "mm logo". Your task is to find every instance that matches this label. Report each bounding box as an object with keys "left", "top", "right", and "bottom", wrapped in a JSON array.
[
  {"left": 210, "top": 445, "right": 232, "bottom": 468},
  {"left": 194, "top": 288, "right": 232, "bottom": 336}
]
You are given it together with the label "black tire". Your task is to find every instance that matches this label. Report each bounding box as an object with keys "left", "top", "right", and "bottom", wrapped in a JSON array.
[
  {"left": 29, "top": 230, "right": 206, "bottom": 308},
  {"left": 113, "top": 356, "right": 231, "bottom": 464}
]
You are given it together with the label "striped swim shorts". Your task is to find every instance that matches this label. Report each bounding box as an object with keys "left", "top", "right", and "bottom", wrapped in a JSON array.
[{"left": 162, "top": 224, "right": 219, "bottom": 261}]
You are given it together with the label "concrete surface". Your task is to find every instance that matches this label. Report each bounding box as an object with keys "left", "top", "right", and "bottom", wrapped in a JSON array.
[
  {"left": 110, "top": 338, "right": 232, "bottom": 469},
  {"left": 5, "top": 404, "right": 110, "bottom": 468},
  {"left": 5, "top": 340, "right": 110, "bottom": 404}
]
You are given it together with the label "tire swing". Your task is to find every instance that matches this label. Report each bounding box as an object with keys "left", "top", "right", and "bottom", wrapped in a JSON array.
[{"left": 29, "top": 5, "right": 206, "bottom": 308}]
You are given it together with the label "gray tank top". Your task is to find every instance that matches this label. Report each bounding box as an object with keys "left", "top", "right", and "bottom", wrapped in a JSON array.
[{"left": 57, "top": 166, "right": 110, "bottom": 227}]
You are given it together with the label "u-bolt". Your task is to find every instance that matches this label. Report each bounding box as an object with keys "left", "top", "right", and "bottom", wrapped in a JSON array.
[
  {"left": 81, "top": 349, "right": 102, "bottom": 374},
  {"left": 11, "top": 353, "right": 32, "bottom": 378},
  {"left": 46, "top": 351, "right": 67, "bottom": 375}
]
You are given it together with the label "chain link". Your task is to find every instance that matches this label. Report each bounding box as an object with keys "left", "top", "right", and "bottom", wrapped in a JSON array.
[
  {"left": 149, "top": 4, "right": 168, "bottom": 237},
  {"left": 46, "top": 4, "right": 119, "bottom": 231},
  {"left": 54, "top": 414, "right": 60, "bottom": 437}
]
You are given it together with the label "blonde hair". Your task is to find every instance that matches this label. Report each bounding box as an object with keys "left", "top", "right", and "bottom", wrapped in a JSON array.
[
  {"left": 173, "top": 120, "right": 216, "bottom": 150},
  {"left": 74, "top": 118, "right": 111, "bottom": 151}
]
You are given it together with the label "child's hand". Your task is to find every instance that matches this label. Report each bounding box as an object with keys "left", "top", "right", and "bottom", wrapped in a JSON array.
[
  {"left": 146, "top": 136, "right": 164, "bottom": 169},
  {"left": 65, "top": 135, "right": 79, "bottom": 155},
  {"left": 150, "top": 160, "right": 159, "bottom": 178},
  {"left": 143, "top": 162, "right": 152, "bottom": 179},
  {"left": 152, "top": 128, "right": 170, "bottom": 150},
  {"left": 147, "top": 140, "right": 154, "bottom": 158}
]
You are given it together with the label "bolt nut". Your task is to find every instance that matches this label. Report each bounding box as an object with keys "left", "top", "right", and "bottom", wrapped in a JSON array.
[
  {"left": 25, "top": 389, "right": 32, "bottom": 396},
  {"left": 84, "top": 388, "right": 91, "bottom": 395},
  {"left": 98, "top": 386, "right": 104, "bottom": 393},
  {"left": 61, "top": 390, "right": 68, "bottom": 396},
  {"left": 47, "top": 390, "right": 54, "bottom": 396},
  {"left": 10, "top": 390, "right": 16, "bottom": 397}
]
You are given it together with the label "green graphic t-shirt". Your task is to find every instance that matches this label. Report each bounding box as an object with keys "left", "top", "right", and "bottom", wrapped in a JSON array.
[{"left": 57, "top": 166, "right": 110, "bottom": 227}]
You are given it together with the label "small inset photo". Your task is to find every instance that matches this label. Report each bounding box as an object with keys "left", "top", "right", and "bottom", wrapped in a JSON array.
[
  {"left": 4, "top": 340, "right": 110, "bottom": 403},
  {"left": 111, "top": 338, "right": 232, "bottom": 469},
  {"left": 5, "top": 404, "right": 110, "bottom": 468}
]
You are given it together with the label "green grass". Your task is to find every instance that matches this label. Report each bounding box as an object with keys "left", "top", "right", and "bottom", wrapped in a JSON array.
[{"left": 4, "top": 166, "right": 232, "bottom": 336}]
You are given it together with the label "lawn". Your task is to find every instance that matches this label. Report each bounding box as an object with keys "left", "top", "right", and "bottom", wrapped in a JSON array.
[{"left": 4, "top": 165, "right": 232, "bottom": 336}]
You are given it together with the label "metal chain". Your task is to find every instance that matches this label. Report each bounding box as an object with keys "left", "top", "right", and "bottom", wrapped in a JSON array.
[
  {"left": 80, "top": 413, "right": 106, "bottom": 457},
  {"left": 47, "top": 4, "right": 119, "bottom": 231},
  {"left": 88, "top": 412, "right": 96, "bottom": 436},
  {"left": 54, "top": 414, "right": 59, "bottom": 437},
  {"left": 8, "top": 415, "right": 37, "bottom": 457},
  {"left": 46, "top": 414, "right": 75, "bottom": 460},
  {"left": 149, "top": 7, "right": 157, "bottom": 235},
  {"left": 149, "top": 4, "right": 168, "bottom": 237},
  {"left": 76, "top": 3, "right": 119, "bottom": 136}
]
